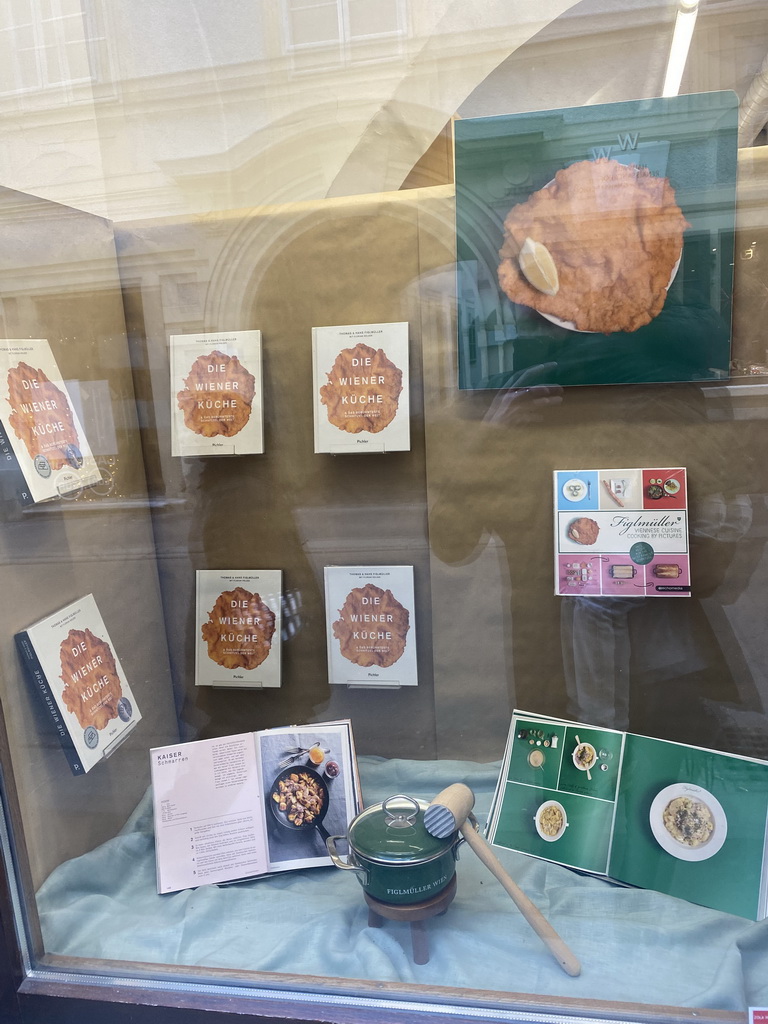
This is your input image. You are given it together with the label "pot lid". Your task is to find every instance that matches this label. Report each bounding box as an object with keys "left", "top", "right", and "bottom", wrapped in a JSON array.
[{"left": 348, "top": 794, "right": 456, "bottom": 864}]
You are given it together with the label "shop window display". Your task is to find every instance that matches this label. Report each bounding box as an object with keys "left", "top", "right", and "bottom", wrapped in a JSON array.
[{"left": 0, "top": 3, "right": 767, "bottom": 1023}]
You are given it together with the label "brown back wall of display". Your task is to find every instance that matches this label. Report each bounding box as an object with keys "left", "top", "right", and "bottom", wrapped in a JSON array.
[{"left": 118, "top": 173, "right": 768, "bottom": 766}]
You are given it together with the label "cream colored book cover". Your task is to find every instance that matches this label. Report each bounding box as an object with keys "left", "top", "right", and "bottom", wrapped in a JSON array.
[
  {"left": 170, "top": 331, "right": 264, "bottom": 456},
  {"left": 312, "top": 322, "right": 410, "bottom": 453},
  {"left": 324, "top": 565, "right": 417, "bottom": 686},
  {"left": 195, "top": 570, "right": 282, "bottom": 688},
  {"left": 15, "top": 594, "right": 142, "bottom": 775},
  {"left": 0, "top": 339, "right": 102, "bottom": 504}
]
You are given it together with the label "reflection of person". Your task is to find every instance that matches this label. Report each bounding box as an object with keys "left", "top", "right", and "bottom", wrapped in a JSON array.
[
  {"left": 560, "top": 596, "right": 633, "bottom": 730},
  {"left": 491, "top": 284, "right": 731, "bottom": 390},
  {"left": 428, "top": 362, "right": 762, "bottom": 751}
]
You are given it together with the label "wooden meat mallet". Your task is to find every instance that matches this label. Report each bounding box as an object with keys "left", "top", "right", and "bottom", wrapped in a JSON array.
[{"left": 424, "top": 783, "right": 581, "bottom": 977}]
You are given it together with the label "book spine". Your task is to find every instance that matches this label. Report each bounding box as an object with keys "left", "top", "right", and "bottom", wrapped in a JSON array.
[
  {"left": 0, "top": 419, "right": 34, "bottom": 506},
  {"left": 14, "top": 632, "right": 85, "bottom": 775}
]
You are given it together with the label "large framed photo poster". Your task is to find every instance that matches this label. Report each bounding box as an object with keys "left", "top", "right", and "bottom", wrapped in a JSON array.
[{"left": 454, "top": 92, "right": 738, "bottom": 389}]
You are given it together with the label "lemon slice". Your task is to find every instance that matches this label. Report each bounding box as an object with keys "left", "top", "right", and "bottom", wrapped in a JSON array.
[{"left": 518, "top": 237, "right": 559, "bottom": 296}]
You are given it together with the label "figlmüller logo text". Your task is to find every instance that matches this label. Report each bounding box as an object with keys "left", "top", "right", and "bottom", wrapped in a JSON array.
[{"left": 386, "top": 875, "right": 447, "bottom": 896}]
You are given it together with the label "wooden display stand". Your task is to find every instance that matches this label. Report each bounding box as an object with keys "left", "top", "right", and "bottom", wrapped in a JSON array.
[{"left": 363, "top": 874, "right": 457, "bottom": 965}]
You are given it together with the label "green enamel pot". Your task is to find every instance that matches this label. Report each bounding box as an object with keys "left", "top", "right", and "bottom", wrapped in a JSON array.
[{"left": 326, "top": 794, "right": 460, "bottom": 905}]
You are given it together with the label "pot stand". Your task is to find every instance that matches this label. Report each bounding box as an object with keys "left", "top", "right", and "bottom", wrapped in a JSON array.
[{"left": 363, "top": 874, "right": 457, "bottom": 965}]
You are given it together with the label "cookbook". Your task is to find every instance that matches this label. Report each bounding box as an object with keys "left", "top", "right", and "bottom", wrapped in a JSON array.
[
  {"left": 15, "top": 594, "right": 142, "bottom": 775},
  {"left": 195, "top": 570, "right": 282, "bottom": 688},
  {"left": 0, "top": 338, "right": 102, "bottom": 504},
  {"left": 151, "top": 720, "right": 360, "bottom": 894},
  {"left": 170, "top": 330, "right": 264, "bottom": 456},
  {"left": 312, "top": 322, "right": 410, "bottom": 453},
  {"left": 554, "top": 467, "right": 690, "bottom": 597},
  {"left": 324, "top": 565, "right": 417, "bottom": 687},
  {"left": 487, "top": 711, "right": 768, "bottom": 920}
]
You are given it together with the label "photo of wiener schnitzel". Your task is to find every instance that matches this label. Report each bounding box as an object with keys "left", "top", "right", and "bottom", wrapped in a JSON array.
[
  {"left": 7, "top": 361, "right": 81, "bottom": 469},
  {"left": 332, "top": 583, "right": 409, "bottom": 667},
  {"left": 177, "top": 350, "right": 255, "bottom": 438},
  {"left": 59, "top": 628, "right": 123, "bottom": 731},
  {"left": 320, "top": 343, "right": 403, "bottom": 434},
  {"left": 201, "top": 587, "right": 276, "bottom": 670},
  {"left": 497, "top": 158, "right": 689, "bottom": 333}
]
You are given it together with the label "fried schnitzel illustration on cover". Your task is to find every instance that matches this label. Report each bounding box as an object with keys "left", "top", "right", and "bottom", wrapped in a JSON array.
[{"left": 0, "top": 338, "right": 102, "bottom": 504}]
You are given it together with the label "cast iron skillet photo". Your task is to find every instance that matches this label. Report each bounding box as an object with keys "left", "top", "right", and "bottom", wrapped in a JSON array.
[{"left": 268, "top": 764, "right": 331, "bottom": 846}]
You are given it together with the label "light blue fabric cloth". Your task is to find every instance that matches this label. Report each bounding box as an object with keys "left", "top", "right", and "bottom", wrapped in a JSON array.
[{"left": 36, "top": 757, "right": 767, "bottom": 1010}]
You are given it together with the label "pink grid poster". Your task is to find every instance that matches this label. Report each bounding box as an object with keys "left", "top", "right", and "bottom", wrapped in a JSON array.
[{"left": 554, "top": 468, "right": 690, "bottom": 598}]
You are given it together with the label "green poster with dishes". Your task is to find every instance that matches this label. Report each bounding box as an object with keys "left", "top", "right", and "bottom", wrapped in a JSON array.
[{"left": 488, "top": 713, "right": 768, "bottom": 919}]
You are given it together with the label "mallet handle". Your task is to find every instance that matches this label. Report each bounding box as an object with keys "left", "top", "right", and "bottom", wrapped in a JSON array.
[{"left": 460, "top": 822, "right": 581, "bottom": 977}]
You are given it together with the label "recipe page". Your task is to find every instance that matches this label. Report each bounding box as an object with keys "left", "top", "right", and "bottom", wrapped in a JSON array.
[{"left": 151, "top": 733, "right": 268, "bottom": 893}]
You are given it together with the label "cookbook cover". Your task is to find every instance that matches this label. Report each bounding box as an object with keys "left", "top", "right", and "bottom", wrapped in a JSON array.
[
  {"left": 312, "top": 322, "right": 410, "bottom": 453},
  {"left": 554, "top": 467, "right": 690, "bottom": 596},
  {"left": 324, "top": 565, "right": 417, "bottom": 686},
  {"left": 0, "top": 339, "right": 102, "bottom": 504},
  {"left": 195, "top": 570, "right": 282, "bottom": 688},
  {"left": 487, "top": 711, "right": 768, "bottom": 920},
  {"left": 454, "top": 92, "right": 737, "bottom": 389},
  {"left": 170, "top": 331, "right": 264, "bottom": 456},
  {"left": 151, "top": 720, "right": 361, "bottom": 893},
  {"left": 15, "top": 594, "right": 141, "bottom": 775}
]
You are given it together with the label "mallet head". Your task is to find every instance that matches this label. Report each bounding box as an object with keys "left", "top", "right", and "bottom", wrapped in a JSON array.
[{"left": 424, "top": 783, "right": 476, "bottom": 838}]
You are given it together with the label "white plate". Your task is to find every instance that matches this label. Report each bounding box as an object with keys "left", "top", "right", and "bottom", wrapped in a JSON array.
[
  {"left": 649, "top": 783, "right": 727, "bottom": 862},
  {"left": 572, "top": 741, "right": 597, "bottom": 772},
  {"left": 534, "top": 800, "right": 568, "bottom": 842},
  {"left": 539, "top": 252, "right": 682, "bottom": 334},
  {"left": 562, "top": 478, "right": 587, "bottom": 502}
]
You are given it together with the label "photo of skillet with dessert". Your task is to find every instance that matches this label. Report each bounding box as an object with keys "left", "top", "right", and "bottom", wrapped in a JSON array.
[{"left": 269, "top": 764, "right": 331, "bottom": 845}]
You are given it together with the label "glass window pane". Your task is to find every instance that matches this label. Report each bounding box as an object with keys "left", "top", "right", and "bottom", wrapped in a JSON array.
[
  {"left": 347, "top": 0, "right": 400, "bottom": 38},
  {"left": 64, "top": 39, "right": 90, "bottom": 80},
  {"left": 1, "top": 4, "right": 768, "bottom": 1024},
  {"left": 41, "top": 42, "right": 63, "bottom": 83},
  {"left": 288, "top": 0, "right": 338, "bottom": 9},
  {"left": 289, "top": 5, "right": 340, "bottom": 46},
  {"left": 61, "top": 13, "right": 86, "bottom": 45},
  {"left": 15, "top": 47, "right": 40, "bottom": 88},
  {"left": 10, "top": 0, "right": 33, "bottom": 24}
]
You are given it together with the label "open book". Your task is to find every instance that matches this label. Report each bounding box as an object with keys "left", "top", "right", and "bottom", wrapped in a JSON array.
[
  {"left": 151, "top": 720, "right": 360, "bottom": 894},
  {"left": 487, "top": 711, "right": 768, "bottom": 920}
]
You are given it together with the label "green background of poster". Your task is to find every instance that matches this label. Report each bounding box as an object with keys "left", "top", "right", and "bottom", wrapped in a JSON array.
[
  {"left": 609, "top": 735, "right": 768, "bottom": 920},
  {"left": 491, "top": 782, "right": 614, "bottom": 875}
]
